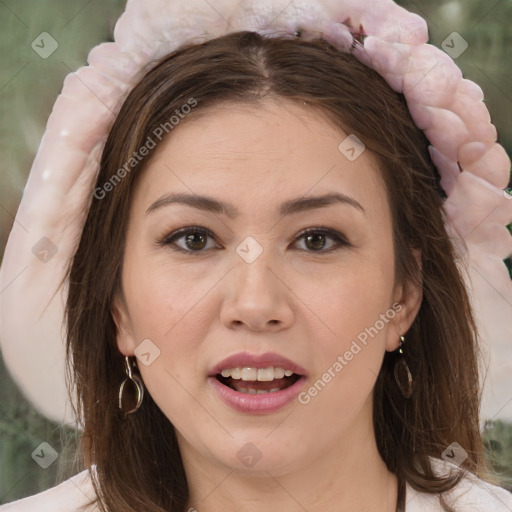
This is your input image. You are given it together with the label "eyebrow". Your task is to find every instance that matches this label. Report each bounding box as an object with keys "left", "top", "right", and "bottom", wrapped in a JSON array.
[{"left": 145, "top": 192, "right": 365, "bottom": 217}]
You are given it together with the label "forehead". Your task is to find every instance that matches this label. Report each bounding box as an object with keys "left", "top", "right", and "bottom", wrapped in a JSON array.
[{"left": 132, "top": 99, "right": 389, "bottom": 221}]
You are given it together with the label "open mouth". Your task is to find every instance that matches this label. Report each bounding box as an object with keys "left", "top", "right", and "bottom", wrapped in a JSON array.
[
  {"left": 210, "top": 362, "right": 307, "bottom": 413},
  {"left": 216, "top": 373, "right": 301, "bottom": 394}
]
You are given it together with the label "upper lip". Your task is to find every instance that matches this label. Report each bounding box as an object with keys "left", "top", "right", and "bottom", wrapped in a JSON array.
[{"left": 209, "top": 351, "right": 308, "bottom": 377}]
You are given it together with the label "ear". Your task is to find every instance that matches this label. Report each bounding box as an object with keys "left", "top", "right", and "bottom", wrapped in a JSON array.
[
  {"left": 111, "top": 291, "right": 136, "bottom": 356},
  {"left": 385, "top": 249, "right": 423, "bottom": 352}
]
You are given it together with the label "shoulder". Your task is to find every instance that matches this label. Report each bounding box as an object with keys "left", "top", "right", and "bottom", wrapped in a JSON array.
[
  {"left": 0, "top": 468, "right": 100, "bottom": 512},
  {"left": 406, "top": 458, "right": 512, "bottom": 512}
]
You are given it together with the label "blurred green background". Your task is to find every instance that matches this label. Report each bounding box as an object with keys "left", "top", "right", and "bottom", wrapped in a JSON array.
[{"left": 0, "top": 0, "right": 511, "bottom": 505}]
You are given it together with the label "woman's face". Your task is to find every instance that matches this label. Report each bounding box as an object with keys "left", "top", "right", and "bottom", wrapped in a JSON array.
[{"left": 113, "top": 99, "right": 420, "bottom": 477}]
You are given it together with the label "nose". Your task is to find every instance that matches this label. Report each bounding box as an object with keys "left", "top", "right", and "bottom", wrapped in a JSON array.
[{"left": 219, "top": 244, "right": 295, "bottom": 332}]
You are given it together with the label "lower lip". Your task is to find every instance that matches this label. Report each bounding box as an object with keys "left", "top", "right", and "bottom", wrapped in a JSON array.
[{"left": 208, "top": 376, "right": 307, "bottom": 414}]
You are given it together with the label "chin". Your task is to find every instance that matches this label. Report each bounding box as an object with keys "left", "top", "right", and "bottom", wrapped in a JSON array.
[{"left": 203, "top": 431, "right": 310, "bottom": 476}]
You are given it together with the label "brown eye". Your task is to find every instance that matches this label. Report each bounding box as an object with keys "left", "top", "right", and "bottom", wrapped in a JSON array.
[
  {"left": 304, "top": 233, "right": 328, "bottom": 251},
  {"left": 184, "top": 232, "right": 208, "bottom": 250},
  {"left": 160, "top": 226, "right": 219, "bottom": 254},
  {"left": 294, "top": 228, "right": 350, "bottom": 252}
]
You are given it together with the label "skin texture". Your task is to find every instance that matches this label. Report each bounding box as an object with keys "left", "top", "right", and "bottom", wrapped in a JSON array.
[{"left": 112, "top": 99, "right": 423, "bottom": 511}]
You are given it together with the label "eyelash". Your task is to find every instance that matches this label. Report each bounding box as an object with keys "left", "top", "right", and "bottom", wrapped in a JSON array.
[{"left": 157, "top": 225, "right": 351, "bottom": 255}]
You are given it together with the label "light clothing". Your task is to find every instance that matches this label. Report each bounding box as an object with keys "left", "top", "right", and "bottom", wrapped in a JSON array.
[
  {"left": 0, "top": 468, "right": 99, "bottom": 511},
  {"left": 1, "top": 460, "right": 511, "bottom": 511}
]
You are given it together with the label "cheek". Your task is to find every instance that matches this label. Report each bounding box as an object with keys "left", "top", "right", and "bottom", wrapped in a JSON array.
[
  {"left": 129, "top": 262, "right": 215, "bottom": 434},
  {"left": 296, "top": 248, "right": 395, "bottom": 400},
  {"left": 122, "top": 246, "right": 216, "bottom": 340},
  {"left": 293, "top": 276, "right": 393, "bottom": 437},
  {"left": 303, "top": 252, "right": 395, "bottom": 348},
  {"left": 121, "top": 250, "right": 218, "bottom": 414}
]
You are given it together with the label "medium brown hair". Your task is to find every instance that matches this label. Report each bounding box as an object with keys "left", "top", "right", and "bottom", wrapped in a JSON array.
[{"left": 65, "top": 31, "right": 491, "bottom": 511}]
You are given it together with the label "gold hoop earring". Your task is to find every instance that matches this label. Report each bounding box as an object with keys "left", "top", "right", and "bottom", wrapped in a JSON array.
[
  {"left": 118, "top": 356, "right": 144, "bottom": 414},
  {"left": 394, "top": 335, "right": 413, "bottom": 399}
]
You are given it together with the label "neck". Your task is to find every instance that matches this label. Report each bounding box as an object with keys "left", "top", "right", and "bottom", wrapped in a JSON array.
[{"left": 180, "top": 402, "right": 398, "bottom": 511}]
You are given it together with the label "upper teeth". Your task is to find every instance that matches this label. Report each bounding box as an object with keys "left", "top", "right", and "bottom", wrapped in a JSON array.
[{"left": 220, "top": 367, "right": 294, "bottom": 381}]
